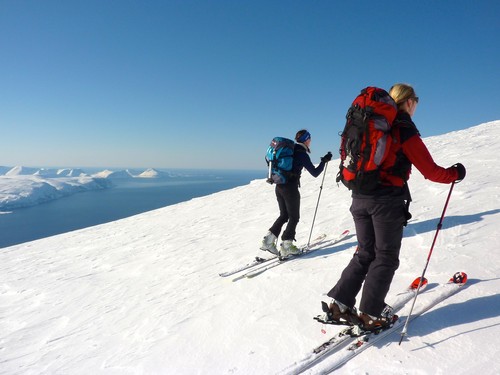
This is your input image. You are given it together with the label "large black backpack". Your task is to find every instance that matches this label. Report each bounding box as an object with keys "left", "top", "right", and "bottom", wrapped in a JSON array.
[{"left": 336, "top": 87, "right": 398, "bottom": 193}]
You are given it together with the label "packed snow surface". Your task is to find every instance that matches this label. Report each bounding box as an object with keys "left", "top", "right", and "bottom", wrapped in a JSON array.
[{"left": 0, "top": 121, "right": 499, "bottom": 374}]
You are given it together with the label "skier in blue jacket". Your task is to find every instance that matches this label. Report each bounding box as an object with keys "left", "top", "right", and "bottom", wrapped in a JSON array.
[{"left": 260, "top": 129, "right": 332, "bottom": 257}]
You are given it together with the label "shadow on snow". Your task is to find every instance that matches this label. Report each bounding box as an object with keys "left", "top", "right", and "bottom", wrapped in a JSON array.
[{"left": 404, "top": 209, "right": 500, "bottom": 237}]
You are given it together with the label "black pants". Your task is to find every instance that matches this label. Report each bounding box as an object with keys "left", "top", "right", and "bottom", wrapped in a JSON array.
[
  {"left": 327, "top": 196, "right": 406, "bottom": 317},
  {"left": 269, "top": 183, "right": 300, "bottom": 241}
]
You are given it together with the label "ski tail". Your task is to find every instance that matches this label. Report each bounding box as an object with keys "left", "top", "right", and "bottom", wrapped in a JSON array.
[
  {"left": 399, "top": 271, "right": 468, "bottom": 345},
  {"left": 409, "top": 276, "right": 428, "bottom": 290},
  {"left": 449, "top": 271, "right": 467, "bottom": 285}
]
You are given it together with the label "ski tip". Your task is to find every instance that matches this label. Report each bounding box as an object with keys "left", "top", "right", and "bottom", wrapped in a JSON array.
[
  {"left": 449, "top": 271, "right": 468, "bottom": 285},
  {"left": 409, "top": 276, "right": 428, "bottom": 290},
  {"left": 341, "top": 229, "right": 350, "bottom": 235}
]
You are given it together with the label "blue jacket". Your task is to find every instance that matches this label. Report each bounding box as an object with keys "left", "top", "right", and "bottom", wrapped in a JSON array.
[{"left": 288, "top": 143, "right": 325, "bottom": 185}]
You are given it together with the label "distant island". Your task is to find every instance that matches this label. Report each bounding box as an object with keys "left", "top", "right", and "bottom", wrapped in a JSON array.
[{"left": 0, "top": 166, "right": 175, "bottom": 211}]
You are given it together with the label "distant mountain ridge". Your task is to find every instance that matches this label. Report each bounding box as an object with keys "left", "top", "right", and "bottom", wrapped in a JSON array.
[
  {"left": 0, "top": 166, "right": 170, "bottom": 179},
  {"left": 0, "top": 166, "right": 174, "bottom": 210}
]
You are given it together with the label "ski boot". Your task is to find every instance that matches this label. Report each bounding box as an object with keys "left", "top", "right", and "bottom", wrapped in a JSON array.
[
  {"left": 279, "top": 240, "right": 301, "bottom": 258},
  {"left": 358, "top": 304, "right": 398, "bottom": 333},
  {"left": 315, "top": 300, "right": 361, "bottom": 326},
  {"left": 260, "top": 231, "right": 279, "bottom": 256}
]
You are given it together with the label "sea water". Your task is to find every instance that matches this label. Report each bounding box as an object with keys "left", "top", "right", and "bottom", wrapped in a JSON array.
[{"left": 0, "top": 169, "right": 263, "bottom": 248}]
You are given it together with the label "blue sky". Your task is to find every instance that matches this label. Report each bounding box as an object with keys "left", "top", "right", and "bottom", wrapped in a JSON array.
[{"left": 1, "top": 0, "right": 498, "bottom": 170}]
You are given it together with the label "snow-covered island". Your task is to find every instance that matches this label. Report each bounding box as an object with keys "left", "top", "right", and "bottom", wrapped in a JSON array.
[{"left": 0, "top": 167, "right": 170, "bottom": 211}]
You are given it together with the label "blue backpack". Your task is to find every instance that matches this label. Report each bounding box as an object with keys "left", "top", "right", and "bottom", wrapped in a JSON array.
[{"left": 266, "top": 137, "right": 295, "bottom": 184}]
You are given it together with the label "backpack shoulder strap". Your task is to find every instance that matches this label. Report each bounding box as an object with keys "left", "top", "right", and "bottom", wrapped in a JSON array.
[{"left": 393, "top": 113, "right": 420, "bottom": 143}]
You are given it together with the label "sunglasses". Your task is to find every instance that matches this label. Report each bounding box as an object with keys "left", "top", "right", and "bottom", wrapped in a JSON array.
[{"left": 411, "top": 96, "right": 419, "bottom": 103}]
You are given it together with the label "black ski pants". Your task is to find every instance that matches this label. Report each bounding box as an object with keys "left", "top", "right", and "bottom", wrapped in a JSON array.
[
  {"left": 269, "top": 183, "right": 300, "bottom": 241},
  {"left": 327, "top": 196, "right": 407, "bottom": 317}
]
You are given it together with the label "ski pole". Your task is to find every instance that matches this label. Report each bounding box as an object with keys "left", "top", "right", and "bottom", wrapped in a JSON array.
[
  {"left": 307, "top": 162, "right": 328, "bottom": 248},
  {"left": 399, "top": 181, "right": 456, "bottom": 345}
]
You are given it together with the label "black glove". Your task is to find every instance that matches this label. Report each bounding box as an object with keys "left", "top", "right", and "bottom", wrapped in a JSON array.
[
  {"left": 321, "top": 152, "right": 333, "bottom": 163},
  {"left": 453, "top": 163, "right": 466, "bottom": 182}
]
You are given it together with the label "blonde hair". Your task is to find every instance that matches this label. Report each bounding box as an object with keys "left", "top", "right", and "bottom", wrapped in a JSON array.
[{"left": 389, "top": 83, "right": 417, "bottom": 107}]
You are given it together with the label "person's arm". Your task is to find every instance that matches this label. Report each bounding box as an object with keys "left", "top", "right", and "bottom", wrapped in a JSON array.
[
  {"left": 300, "top": 153, "right": 325, "bottom": 178},
  {"left": 402, "top": 135, "right": 459, "bottom": 183}
]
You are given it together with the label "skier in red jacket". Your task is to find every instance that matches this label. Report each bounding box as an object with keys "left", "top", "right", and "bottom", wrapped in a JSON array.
[{"left": 324, "top": 83, "right": 466, "bottom": 330}]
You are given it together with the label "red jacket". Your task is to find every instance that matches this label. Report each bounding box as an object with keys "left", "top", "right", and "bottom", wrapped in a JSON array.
[{"left": 380, "top": 111, "right": 458, "bottom": 188}]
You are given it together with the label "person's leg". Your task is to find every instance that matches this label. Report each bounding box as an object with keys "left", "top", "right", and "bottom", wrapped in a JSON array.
[
  {"left": 269, "top": 186, "right": 289, "bottom": 237},
  {"left": 281, "top": 185, "right": 300, "bottom": 241},
  {"left": 327, "top": 198, "right": 375, "bottom": 308},
  {"left": 359, "top": 198, "right": 406, "bottom": 316}
]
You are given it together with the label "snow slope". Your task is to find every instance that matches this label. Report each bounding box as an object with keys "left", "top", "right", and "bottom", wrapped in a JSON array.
[{"left": 1, "top": 121, "right": 499, "bottom": 374}]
